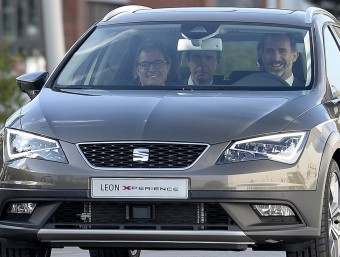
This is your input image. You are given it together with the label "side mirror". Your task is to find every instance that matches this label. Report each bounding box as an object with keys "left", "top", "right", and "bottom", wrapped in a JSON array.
[{"left": 16, "top": 71, "right": 49, "bottom": 100}]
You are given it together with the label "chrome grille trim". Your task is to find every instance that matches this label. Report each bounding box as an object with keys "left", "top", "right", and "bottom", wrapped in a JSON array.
[{"left": 77, "top": 141, "right": 209, "bottom": 170}]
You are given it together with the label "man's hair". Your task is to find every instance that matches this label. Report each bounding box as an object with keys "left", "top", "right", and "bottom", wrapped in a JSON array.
[
  {"left": 258, "top": 33, "right": 298, "bottom": 53},
  {"left": 135, "top": 40, "right": 172, "bottom": 66},
  {"left": 186, "top": 50, "right": 221, "bottom": 61}
]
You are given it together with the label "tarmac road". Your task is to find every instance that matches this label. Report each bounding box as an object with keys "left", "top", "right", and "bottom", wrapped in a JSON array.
[{"left": 51, "top": 248, "right": 286, "bottom": 257}]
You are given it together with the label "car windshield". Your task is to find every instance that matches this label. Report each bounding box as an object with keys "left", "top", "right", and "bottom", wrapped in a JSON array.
[{"left": 55, "top": 22, "right": 313, "bottom": 90}]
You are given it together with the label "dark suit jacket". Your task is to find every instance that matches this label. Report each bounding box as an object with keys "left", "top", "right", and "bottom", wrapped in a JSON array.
[{"left": 292, "top": 77, "right": 305, "bottom": 87}]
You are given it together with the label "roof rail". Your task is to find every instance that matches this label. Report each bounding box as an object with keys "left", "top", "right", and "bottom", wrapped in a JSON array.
[
  {"left": 305, "top": 7, "right": 337, "bottom": 24},
  {"left": 102, "top": 5, "right": 151, "bottom": 22}
]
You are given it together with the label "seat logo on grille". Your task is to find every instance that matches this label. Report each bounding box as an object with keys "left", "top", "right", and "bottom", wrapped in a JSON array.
[{"left": 133, "top": 148, "right": 149, "bottom": 162}]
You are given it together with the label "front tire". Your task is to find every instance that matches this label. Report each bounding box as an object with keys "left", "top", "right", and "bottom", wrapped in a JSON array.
[{"left": 286, "top": 159, "right": 340, "bottom": 257}]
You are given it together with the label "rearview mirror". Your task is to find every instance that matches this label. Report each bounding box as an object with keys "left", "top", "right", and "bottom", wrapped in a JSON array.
[{"left": 177, "top": 38, "right": 222, "bottom": 51}]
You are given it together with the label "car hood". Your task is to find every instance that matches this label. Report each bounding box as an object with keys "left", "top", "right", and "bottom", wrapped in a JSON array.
[{"left": 19, "top": 88, "right": 315, "bottom": 144}]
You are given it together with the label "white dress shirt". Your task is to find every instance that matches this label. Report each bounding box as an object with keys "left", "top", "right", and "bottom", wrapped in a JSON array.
[{"left": 286, "top": 74, "right": 294, "bottom": 86}]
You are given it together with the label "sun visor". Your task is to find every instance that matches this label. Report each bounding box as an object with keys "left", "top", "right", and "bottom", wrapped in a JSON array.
[{"left": 177, "top": 38, "right": 222, "bottom": 51}]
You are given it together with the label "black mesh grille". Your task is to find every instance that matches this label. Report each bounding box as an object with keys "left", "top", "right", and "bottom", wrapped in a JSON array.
[
  {"left": 49, "top": 202, "right": 235, "bottom": 230},
  {"left": 78, "top": 143, "right": 207, "bottom": 169}
]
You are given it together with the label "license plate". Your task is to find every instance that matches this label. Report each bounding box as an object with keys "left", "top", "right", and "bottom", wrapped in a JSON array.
[{"left": 91, "top": 178, "right": 189, "bottom": 199}]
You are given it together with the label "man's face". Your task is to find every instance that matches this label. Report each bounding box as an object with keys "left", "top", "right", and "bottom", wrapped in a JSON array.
[
  {"left": 261, "top": 35, "right": 298, "bottom": 80},
  {"left": 137, "top": 49, "right": 170, "bottom": 85},
  {"left": 187, "top": 51, "right": 219, "bottom": 85}
]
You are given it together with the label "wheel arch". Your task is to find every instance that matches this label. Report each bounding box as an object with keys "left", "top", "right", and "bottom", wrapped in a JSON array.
[
  {"left": 319, "top": 131, "right": 340, "bottom": 189},
  {"left": 316, "top": 131, "right": 340, "bottom": 227}
]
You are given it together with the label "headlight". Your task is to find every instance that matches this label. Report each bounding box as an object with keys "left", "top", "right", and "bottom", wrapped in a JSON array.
[
  {"left": 6, "top": 128, "right": 67, "bottom": 163},
  {"left": 217, "top": 132, "right": 308, "bottom": 164}
]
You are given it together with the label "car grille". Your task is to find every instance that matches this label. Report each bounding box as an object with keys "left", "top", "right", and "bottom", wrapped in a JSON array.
[
  {"left": 48, "top": 202, "right": 235, "bottom": 230},
  {"left": 78, "top": 142, "right": 208, "bottom": 169}
]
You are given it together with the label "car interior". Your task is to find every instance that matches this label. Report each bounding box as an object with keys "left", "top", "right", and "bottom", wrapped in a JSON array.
[{"left": 55, "top": 23, "right": 311, "bottom": 89}]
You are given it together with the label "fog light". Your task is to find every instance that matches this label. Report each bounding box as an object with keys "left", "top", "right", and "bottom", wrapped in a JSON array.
[
  {"left": 253, "top": 204, "right": 295, "bottom": 216},
  {"left": 7, "top": 203, "right": 37, "bottom": 214}
]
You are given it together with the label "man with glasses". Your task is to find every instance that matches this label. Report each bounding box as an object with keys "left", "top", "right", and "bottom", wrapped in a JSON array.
[{"left": 135, "top": 41, "right": 171, "bottom": 86}]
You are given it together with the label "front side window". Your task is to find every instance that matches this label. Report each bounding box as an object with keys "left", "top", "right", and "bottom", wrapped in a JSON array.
[
  {"left": 324, "top": 26, "right": 340, "bottom": 97},
  {"left": 55, "top": 23, "right": 312, "bottom": 90},
  {"left": 332, "top": 26, "right": 340, "bottom": 42}
]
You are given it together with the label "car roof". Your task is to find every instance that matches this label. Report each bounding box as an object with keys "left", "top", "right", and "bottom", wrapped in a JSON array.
[{"left": 97, "top": 7, "right": 334, "bottom": 27}]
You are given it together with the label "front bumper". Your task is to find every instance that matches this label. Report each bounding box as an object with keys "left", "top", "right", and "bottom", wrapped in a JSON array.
[
  {"left": 0, "top": 188, "right": 322, "bottom": 251},
  {"left": 37, "top": 229, "right": 253, "bottom": 250}
]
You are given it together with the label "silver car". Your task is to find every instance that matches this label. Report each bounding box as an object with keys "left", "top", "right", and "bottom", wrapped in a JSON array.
[{"left": 1, "top": 5, "right": 340, "bottom": 257}]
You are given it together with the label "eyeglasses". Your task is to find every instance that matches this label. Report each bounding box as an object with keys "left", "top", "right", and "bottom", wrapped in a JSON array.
[{"left": 138, "top": 60, "right": 167, "bottom": 70}]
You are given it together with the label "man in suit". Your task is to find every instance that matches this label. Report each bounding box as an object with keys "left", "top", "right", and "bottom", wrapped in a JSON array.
[
  {"left": 258, "top": 33, "right": 305, "bottom": 87},
  {"left": 186, "top": 50, "right": 221, "bottom": 85}
]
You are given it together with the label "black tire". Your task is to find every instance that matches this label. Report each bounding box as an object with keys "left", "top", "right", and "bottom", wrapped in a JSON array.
[
  {"left": 1, "top": 247, "right": 51, "bottom": 257},
  {"left": 286, "top": 159, "right": 340, "bottom": 257},
  {"left": 89, "top": 248, "right": 140, "bottom": 257}
]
